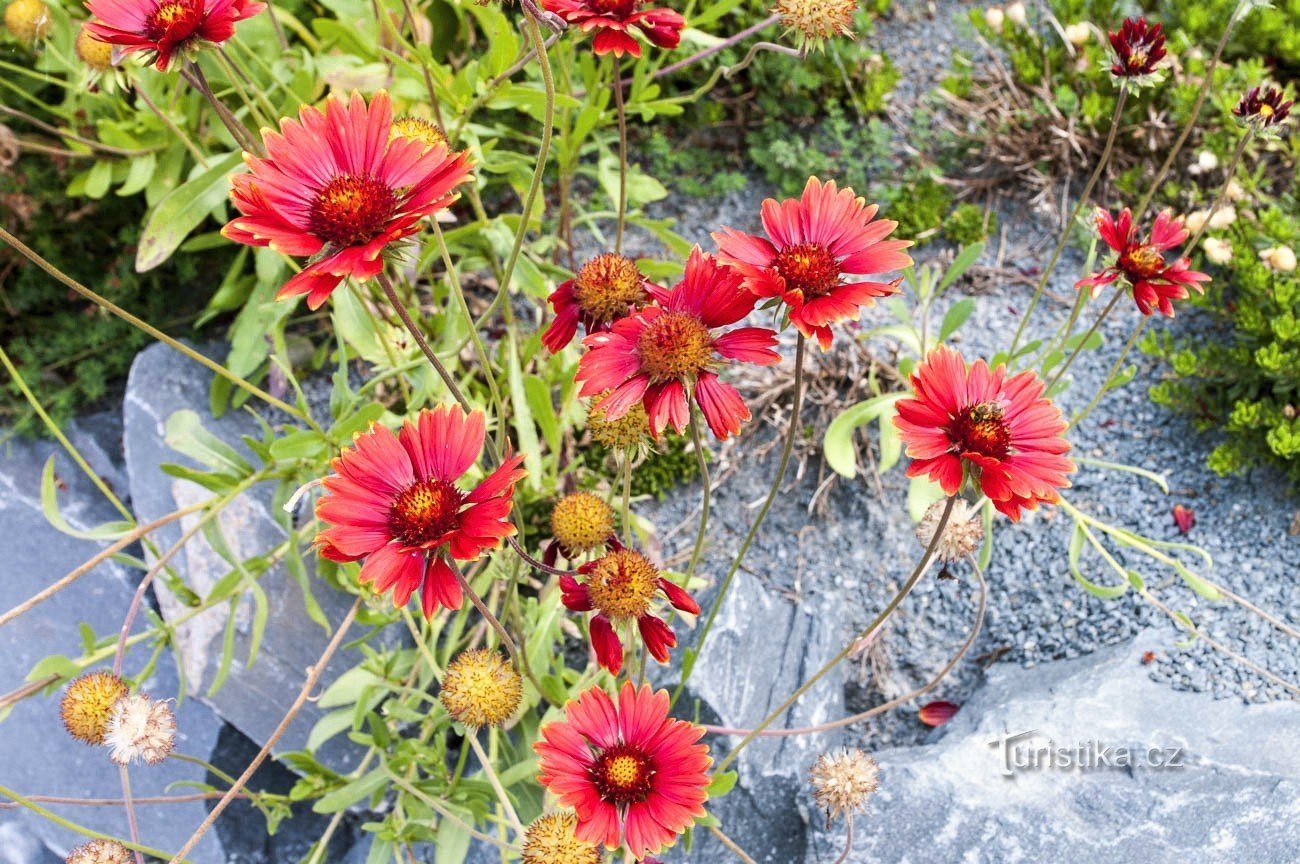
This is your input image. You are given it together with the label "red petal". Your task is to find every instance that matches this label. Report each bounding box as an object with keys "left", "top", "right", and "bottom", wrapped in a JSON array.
[{"left": 919, "top": 700, "right": 959, "bottom": 727}]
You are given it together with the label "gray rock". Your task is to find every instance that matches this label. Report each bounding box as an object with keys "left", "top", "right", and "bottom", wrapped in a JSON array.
[
  {"left": 805, "top": 630, "right": 1300, "bottom": 864},
  {"left": 121, "top": 342, "right": 370, "bottom": 770},
  {"left": 0, "top": 414, "right": 225, "bottom": 862}
]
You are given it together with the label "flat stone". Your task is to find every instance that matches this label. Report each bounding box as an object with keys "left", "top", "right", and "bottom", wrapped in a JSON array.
[
  {"left": 804, "top": 629, "right": 1300, "bottom": 863},
  {"left": 0, "top": 414, "right": 224, "bottom": 862},
  {"left": 121, "top": 342, "right": 371, "bottom": 770}
]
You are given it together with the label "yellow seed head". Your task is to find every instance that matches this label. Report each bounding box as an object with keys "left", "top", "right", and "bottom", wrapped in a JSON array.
[
  {"left": 66, "top": 839, "right": 134, "bottom": 864},
  {"left": 810, "top": 748, "right": 880, "bottom": 823},
  {"left": 76, "top": 24, "right": 115, "bottom": 70},
  {"left": 390, "top": 116, "right": 448, "bottom": 151},
  {"left": 583, "top": 548, "right": 660, "bottom": 621},
  {"left": 772, "top": 0, "right": 856, "bottom": 46},
  {"left": 440, "top": 649, "right": 522, "bottom": 728},
  {"left": 522, "top": 813, "right": 602, "bottom": 864},
  {"left": 550, "top": 492, "right": 615, "bottom": 555},
  {"left": 61, "top": 671, "right": 129, "bottom": 746},
  {"left": 588, "top": 392, "right": 650, "bottom": 451},
  {"left": 5, "top": 0, "right": 51, "bottom": 41}
]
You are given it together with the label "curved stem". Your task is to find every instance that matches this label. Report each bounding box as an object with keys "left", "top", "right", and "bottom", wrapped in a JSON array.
[
  {"left": 611, "top": 57, "right": 628, "bottom": 253},
  {"left": 1068, "top": 318, "right": 1146, "bottom": 429},
  {"left": 1008, "top": 82, "right": 1128, "bottom": 358},
  {"left": 703, "top": 552, "right": 986, "bottom": 738},
  {"left": 716, "top": 495, "right": 956, "bottom": 773},
  {"left": 0, "top": 227, "right": 315, "bottom": 427},
  {"left": 451, "top": 565, "right": 533, "bottom": 689},
  {"left": 831, "top": 815, "right": 854, "bottom": 864},
  {"left": 167, "top": 598, "right": 361, "bottom": 864},
  {"left": 181, "top": 61, "right": 261, "bottom": 156},
  {"left": 684, "top": 401, "right": 711, "bottom": 583},
  {"left": 642, "top": 13, "right": 780, "bottom": 83},
  {"left": 708, "top": 825, "right": 759, "bottom": 864},
  {"left": 0, "top": 785, "right": 178, "bottom": 861},
  {"left": 1044, "top": 286, "right": 1124, "bottom": 391},
  {"left": 673, "top": 335, "right": 805, "bottom": 705},
  {"left": 620, "top": 451, "right": 633, "bottom": 547}
]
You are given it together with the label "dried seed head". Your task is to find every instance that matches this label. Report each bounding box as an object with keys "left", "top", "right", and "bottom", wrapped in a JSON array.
[
  {"left": 4, "top": 0, "right": 50, "bottom": 41},
  {"left": 61, "top": 671, "right": 129, "bottom": 745},
  {"left": 809, "top": 748, "right": 880, "bottom": 823},
  {"left": 440, "top": 648, "right": 522, "bottom": 728},
  {"left": 1202, "top": 237, "right": 1233, "bottom": 265},
  {"left": 105, "top": 694, "right": 176, "bottom": 765},
  {"left": 588, "top": 391, "right": 650, "bottom": 450},
  {"left": 65, "top": 839, "right": 133, "bottom": 864},
  {"left": 916, "top": 498, "right": 984, "bottom": 564},
  {"left": 772, "top": 0, "right": 856, "bottom": 47},
  {"left": 1260, "top": 246, "right": 1297, "bottom": 272},
  {"left": 521, "top": 812, "right": 602, "bottom": 864},
  {"left": 550, "top": 491, "right": 616, "bottom": 556}
]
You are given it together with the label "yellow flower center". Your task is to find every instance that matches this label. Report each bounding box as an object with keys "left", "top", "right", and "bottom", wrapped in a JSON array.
[
  {"left": 636, "top": 311, "right": 713, "bottom": 382},
  {"left": 584, "top": 549, "right": 660, "bottom": 620},
  {"left": 4, "top": 0, "right": 50, "bottom": 41},
  {"left": 390, "top": 116, "right": 448, "bottom": 151},
  {"left": 591, "top": 744, "right": 655, "bottom": 806},
  {"left": 550, "top": 491, "right": 615, "bottom": 555},
  {"left": 1121, "top": 243, "right": 1166, "bottom": 279},
  {"left": 772, "top": 241, "right": 841, "bottom": 298},
  {"left": 389, "top": 478, "right": 463, "bottom": 547},
  {"left": 573, "top": 253, "right": 647, "bottom": 324},
  {"left": 309, "top": 173, "right": 399, "bottom": 248},
  {"left": 76, "top": 25, "right": 115, "bottom": 70},
  {"left": 1260, "top": 103, "right": 1275, "bottom": 118},
  {"left": 440, "top": 649, "right": 522, "bottom": 728},
  {"left": 589, "top": 392, "right": 650, "bottom": 450}
]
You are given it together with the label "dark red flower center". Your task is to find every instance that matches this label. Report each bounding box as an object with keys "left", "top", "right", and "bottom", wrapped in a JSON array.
[
  {"left": 950, "top": 401, "right": 1011, "bottom": 459},
  {"left": 1119, "top": 243, "right": 1165, "bottom": 280},
  {"left": 574, "top": 253, "right": 647, "bottom": 323},
  {"left": 773, "top": 242, "right": 841, "bottom": 298},
  {"left": 637, "top": 311, "right": 713, "bottom": 381},
  {"left": 145, "top": 0, "right": 203, "bottom": 43},
  {"left": 310, "top": 173, "right": 399, "bottom": 248},
  {"left": 589, "top": 743, "right": 655, "bottom": 807},
  {"left": 588, "top": 0, "right": 638, "bottom": 18},
  {"left": 389, "top": 478, "right": 463, "bottom": 547}
]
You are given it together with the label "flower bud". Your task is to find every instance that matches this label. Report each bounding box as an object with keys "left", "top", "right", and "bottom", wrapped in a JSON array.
[
  {"left": 1202, "top": 237, "right": 1233, "bottom": 265},
  {"left": 1064, "top": 22, "right": 1090, "bottom": 45},
  {"left": 984, "top": 6, "right": 1004, "bottom": 29},
  {"left": 66, "top": 839, "right": 133, "bottom": 864},
  {"left": 1260, "top": 246, "right": 1297, "bottom": 272},
  {"left": 1207, "top": 206, "right": 1236, "bottom": 230},
  {"left": 1005, "top": 1, "right": 1026, "bottom": 27},
  {"left": 3, "top": 0, "right": 49, "bottom": 41},
  {"left": 61, "top": 671, "right": 129, "bottom": 746}
]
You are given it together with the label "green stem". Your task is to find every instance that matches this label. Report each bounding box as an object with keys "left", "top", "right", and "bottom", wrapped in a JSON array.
[
  {"left": 1008, "top": 82, "right": 1128, "bottom": 358},
  {"left": 684, "top": 401, "right": 710, "bottom": 583},
  {"left": 1044, "top": 286, "right": 1123, "bottom": 391},
  {"left": 672, "top": 335, "right": 805, "bottom": 705},
  {"left": 0, "top": 227, "right": 316, "bottom": 428},
  {"left": 1068, "top": 318, "right": 1147, "bottom": 430},
  {"left": 611, "top": 56, "right": 628, "bottom": 253},
  {"left": 0, "top": 784, "right": 183, "bottom": 861},
  {"left": 621, "top": 451, "right": 633, "bottom": 546},
  {"left": 376, "top": 271, "right": 472, "bottom": 411},
  {"left": 1182, "top": 130, "right": 1252, "bottom": 256},
  {"left": 717, "top": 495, "right": 957, "bottom": 773}
]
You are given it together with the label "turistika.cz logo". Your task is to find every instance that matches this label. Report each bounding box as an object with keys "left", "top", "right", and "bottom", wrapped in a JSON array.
[{"left": 990, "top": 730, "right": 1187, "bottom": 777}]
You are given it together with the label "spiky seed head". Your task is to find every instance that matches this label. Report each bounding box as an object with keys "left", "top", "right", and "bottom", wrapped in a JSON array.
[
  {"left": 809, "top": 748, "right": 880, "bottom": 823},
  {"left": 440, "top": 648, "right": 522, "bottom": 728},
  {"left": 105, "top": 694, "right": 176, "bottom": 765},
  {"left": 61, "top": 671, "right": 129, "bottom": 745}
]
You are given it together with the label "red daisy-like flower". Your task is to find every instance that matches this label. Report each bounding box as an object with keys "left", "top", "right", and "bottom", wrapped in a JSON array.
[
  {"left": 315, "top": 405, "right": 526, "bottom": 618},
  {"left": 714, "top": 176, "right": 912, "bottom": 350},
  {"left": 1233, "top": 85, "right": 1293, "bottom": 129},
  {"left": 893, "top": 346, "right": 1074, "bottom": 521},
  {"left": 542, "top": 253, "right": 655, "bottom": 353},
  {"left": 535, "top": 682, "right": 711, "bottom": 859},
  {"left": 84, "top": 0, "right": 264, "bottom": 70},
  {"left": 575, "top": 246, "right": 779, "bottom": 440},
  {"left": 1075, "top": 208, "right": 1210, "bottom": 317},
  {"left": 1108, "top": 16, "right": 1165, "bottom": 79},
  {"left": 559, "top": 539, "right": 699, "bottom": 675},
  {"left": 222, "top": 91, "right": 473, "bottom": 310},
  {"left": 544, "top": 0, "right": 684, "bottom": 57}
]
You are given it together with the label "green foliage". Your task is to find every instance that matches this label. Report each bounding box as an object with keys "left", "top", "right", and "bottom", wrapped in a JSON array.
[
  {"left": 1143, "top": 204, "right": 1300, "bottom": 488},
  {"left": 944, "top": 202, "right": 996, "bottom": 246},
  {"left": 1152, "top": 0, "right": 1300, "bottom": 67}
]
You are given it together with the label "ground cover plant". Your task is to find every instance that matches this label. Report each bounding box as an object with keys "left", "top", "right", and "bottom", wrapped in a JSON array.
[{"left": 0, "top": 0, "right": 1296, "bottom": 862}]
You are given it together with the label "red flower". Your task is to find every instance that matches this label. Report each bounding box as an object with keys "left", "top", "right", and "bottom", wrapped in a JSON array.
[
  {"left": 559, "top": 541, "right": 699, "bottom": 675},
  {"left": 543, "top": 0, "right": 684, "bottom": 57},
  {"left": 714, "top": 176, "right": 912, "bottom": 350},
  {"left": 543, "top": 253, "right": 655, "bottom": 353},
  {"left": 85, "top": 0, "right": 264, "bottom": 70},
  {"left": 1075, "top": 208, "right": 1210, "bottom": 317},
  {"left": 222, "top": 91, "right": 472, "bottom": 309},
  {"left": 575, "top": 246, "right": 779, "bottom": 440},
  {"left": 1109, "top": 16, "right": 1165, "bottom": 78},
  {"left": 919, "top": 700, "right": 959, "bottom": 727},
  {"left": 535, "top": 682, "right": 711, "bottom": 858},
  {"left": 315, "top": 405, "right": 526, "bottom": 618},
  {"left": 894, "top": 346, "right": 1074, "bottom": 521},
  {"left": 1234, "top": 85, "right": 1293, "bottom": 129}
]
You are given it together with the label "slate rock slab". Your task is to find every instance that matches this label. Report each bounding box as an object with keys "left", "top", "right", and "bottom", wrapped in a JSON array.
[
  {"left": 0, "top": 413, "right": 225, "bottom": 862},
  {"left": 805, "top": 629, "right": 1300, "bottom": 864},
  {"left": 122, "top": 341, "right": 370, "bottom": 770}
]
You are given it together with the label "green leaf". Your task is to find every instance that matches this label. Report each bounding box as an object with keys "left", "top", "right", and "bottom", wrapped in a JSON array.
[
  {"left": 938, "top": 242, "right": 985, "bottom": 291},
  {"left": 938, "top": 298, "right": 976, "bottom": 342},
  {"left": 313, "top": 768, "right": 388, "bottom": 813},
  {"left": 823, "top": 393, "right": 906, "bottom": 478},
  {"left": 506, "top": 337, "right": 543, "bottom": 490},
  {"left": 907, "top": 475, "right": 945, "bottom": 522},
  {"left": 164, "top": 409, "right": 254, "bottom": 476},
  {"left": 39, "top": 456, "right": 134, "bottom": 540},
  {"left": 706, "top": 770, "right": 738, "bottom": 799},
  {"left": 135, "top": 151, "right": 243, "bottom": 272}
]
